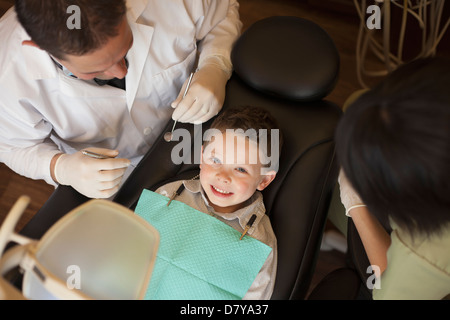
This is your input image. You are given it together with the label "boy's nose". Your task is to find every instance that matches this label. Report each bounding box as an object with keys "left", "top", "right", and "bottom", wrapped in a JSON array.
[{"left": 216, "top": 171, "right": 231, "bottom": 184}]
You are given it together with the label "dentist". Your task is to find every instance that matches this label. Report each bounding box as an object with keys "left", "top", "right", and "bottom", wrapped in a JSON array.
[{"left": 0, "top": 0, "right": 242, "bottom": 199}]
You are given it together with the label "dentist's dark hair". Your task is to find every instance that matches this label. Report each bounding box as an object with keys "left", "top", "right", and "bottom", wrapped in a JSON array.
[
  {"left": 15, "top": 0, "right": 127, "bottom": 59},
  {"left": 335, "top": 57, "right": 450, "bottom": 237}
]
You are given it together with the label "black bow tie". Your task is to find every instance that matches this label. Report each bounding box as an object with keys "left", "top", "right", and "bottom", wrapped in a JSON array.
[
  {"left": 94, "top": 77, "right": 126, "bottom": 90},
  {"left": 94, "top": 58, "right": 128, "bottom": 90}
]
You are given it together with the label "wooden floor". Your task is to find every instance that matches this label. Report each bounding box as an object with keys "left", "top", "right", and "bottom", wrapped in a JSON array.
[{"left": 1, "top": 0, "right": 448, "bottom": 298}]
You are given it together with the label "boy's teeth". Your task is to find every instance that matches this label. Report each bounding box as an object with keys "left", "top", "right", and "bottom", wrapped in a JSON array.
[{"left": 212, "top": 186, "right": 231, "bottom": 194}]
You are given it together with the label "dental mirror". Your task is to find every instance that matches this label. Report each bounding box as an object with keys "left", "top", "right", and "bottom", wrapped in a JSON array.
[{"left": 164, "top": 121, "right": 177, "bottom": 142}]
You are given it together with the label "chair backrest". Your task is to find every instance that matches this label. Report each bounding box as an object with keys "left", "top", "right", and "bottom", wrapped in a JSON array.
[{"left": 115, "top": 16, "right": 342, "bottom": 299}]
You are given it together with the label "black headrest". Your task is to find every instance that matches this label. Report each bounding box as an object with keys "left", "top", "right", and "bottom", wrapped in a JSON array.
[{"left": 231, "top": 16, "right": 340, "bottom": 102}]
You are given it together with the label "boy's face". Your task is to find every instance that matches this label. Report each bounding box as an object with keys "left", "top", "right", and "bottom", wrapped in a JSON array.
[{"left": 200, "top": 131, "right": 276, "bottom": 213}]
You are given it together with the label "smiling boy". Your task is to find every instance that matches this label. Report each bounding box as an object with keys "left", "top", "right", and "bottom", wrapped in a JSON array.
[
  {"left": 156, "top": 106, "right": 282, "bottom": 299},
  {"left": 200, "top": 129, "right": 276, "bottom": 214}
]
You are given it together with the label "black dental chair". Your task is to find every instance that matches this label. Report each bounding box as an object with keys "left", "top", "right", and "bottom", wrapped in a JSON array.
[{"left": 20, "top": 16, "right": 342, "bottom": 300}]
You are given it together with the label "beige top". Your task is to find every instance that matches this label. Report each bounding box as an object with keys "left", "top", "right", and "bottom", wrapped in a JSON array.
[{"left": 373, "top": 221, "right": 450, "bottom": 300}]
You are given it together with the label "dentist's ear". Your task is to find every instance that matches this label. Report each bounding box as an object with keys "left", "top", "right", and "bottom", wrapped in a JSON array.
[{"left": 257, "top": 170, "right": 277, "bottom": 191}]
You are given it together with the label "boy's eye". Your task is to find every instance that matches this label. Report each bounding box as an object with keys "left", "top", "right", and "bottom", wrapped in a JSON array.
[
  {"left": 236, "top": 167, "right": 247, "bottom": 174},
  {"left": 210, "top": 157, "right": 221, "bottom": 164}
]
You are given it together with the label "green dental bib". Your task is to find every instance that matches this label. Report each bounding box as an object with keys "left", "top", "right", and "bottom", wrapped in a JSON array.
[{"left": 134, "top": 189, "right": 272, "bottom": 300}]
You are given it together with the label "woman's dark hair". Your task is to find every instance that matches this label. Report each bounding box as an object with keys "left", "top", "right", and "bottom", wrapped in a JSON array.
[
  {"left": 335, "top": 57, "right": 450, "bottom": 236},
  {"left": 15, "top": 0, "right": 127, "bottom": 59}
]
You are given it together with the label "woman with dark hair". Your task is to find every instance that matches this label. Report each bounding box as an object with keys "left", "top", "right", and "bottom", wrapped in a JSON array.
[{"left": 336, "top": 57, "right": 450, "bottom": 299}]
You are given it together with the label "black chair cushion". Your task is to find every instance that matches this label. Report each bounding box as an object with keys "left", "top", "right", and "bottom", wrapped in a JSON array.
[
  {"left": 231, "top": 16, "right": 340, "bottom": 102},
  {"left": 307, "top": 267, "right": 361, "bottom": 300}
]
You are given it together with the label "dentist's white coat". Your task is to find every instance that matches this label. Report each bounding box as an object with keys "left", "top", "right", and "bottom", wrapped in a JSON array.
[{"left": 0, "top": 0, "right": 242, "bottom": 186}]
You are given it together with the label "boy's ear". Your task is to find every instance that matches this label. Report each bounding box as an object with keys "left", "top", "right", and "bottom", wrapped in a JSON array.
[{"left": 256, "top": 171, "right": 277, "bottom": 191}]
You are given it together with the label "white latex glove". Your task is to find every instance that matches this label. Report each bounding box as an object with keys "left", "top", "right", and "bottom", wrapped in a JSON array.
[
  {"left": 171, "top": 63, "right": 229, "bottom": 124},
  {"left": 338, "top": 169, "right": 366, "bottom": 217},
  {"left": 54, "top": 148, "right": 130, "bottom": 199}
]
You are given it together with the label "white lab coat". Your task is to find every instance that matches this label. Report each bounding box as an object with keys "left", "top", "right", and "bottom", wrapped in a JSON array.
[{"left": 0, "top": 0, "right": 242, "bottom": 186}]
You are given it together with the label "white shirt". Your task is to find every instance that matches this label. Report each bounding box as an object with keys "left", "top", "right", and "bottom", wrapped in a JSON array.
[
  {"left": 0, "top": 0, "right": 242, "bottom": 185},
  {"left": 156, "top": 179, "right": 278, "bottom": 300}
]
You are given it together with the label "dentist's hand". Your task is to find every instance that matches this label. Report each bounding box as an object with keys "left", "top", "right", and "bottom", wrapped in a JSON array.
[
  {"left": 171, "top": 63, "right": 229, "bottom": 124},
  {"left": 52, "top": 148, "right": 130, "bottom": 199}
]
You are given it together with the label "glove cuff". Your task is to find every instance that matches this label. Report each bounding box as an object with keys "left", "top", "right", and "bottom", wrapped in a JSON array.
[
  {"left": 53, "top": 153, "right": 68, "bottom": 185},
  {"left": 198, "top": 55, "right": 233, "bottom": 79},
  {"left": 345, "top": 204, "right": 367, "bottom": 217}
]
